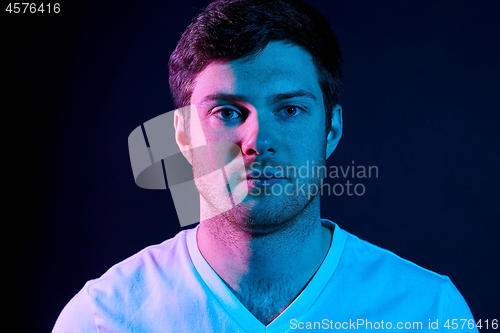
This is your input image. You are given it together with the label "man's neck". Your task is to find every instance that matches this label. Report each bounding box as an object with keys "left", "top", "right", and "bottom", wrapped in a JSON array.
[{"left": 196, "top": 198, "right": 332, "bottom": 325}]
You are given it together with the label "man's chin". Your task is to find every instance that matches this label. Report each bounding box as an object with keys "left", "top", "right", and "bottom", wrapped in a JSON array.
[
  {"left": 225, "top": 207, "right": 293, "bottom": 236},
  {"left": 213, "top": 193, "right": 312, "bottom": 235},
  {"left": 198, "top": 178, "right": 320, "bottom": 233}
]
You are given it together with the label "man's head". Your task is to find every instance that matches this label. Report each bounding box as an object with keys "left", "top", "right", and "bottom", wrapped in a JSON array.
[
  {"left": 170, "top": 0, "right": 343, "bottom": 232},
  {"left": 169, "top": 0, "right": 343, "bottom": 136}
]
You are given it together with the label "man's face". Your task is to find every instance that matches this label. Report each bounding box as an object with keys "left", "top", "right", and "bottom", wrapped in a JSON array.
[{"left": 186, "top": 41, "right": 330, "bottom": 231}]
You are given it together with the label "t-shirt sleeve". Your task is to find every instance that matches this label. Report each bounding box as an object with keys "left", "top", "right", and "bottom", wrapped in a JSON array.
[
  {"left": 52, "top": 282, "right": 97, "bottom": 333},
  {"left": 440, "top": 276, "right": 479, "bottom": 332}
]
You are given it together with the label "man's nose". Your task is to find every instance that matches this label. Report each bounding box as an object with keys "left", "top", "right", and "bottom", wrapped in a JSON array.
[{"left": 240, "top": 112, "right": 275, "bottom": 156}]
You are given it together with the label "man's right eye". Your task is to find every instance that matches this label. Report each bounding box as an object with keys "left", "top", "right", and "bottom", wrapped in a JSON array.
[{"left": 212, "top": 106, "right": 242, "bottom": 121}]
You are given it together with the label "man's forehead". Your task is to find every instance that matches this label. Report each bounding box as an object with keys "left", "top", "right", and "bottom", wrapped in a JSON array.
[{"left": 191, "top": 41, "right": 321, "bottom": 105}]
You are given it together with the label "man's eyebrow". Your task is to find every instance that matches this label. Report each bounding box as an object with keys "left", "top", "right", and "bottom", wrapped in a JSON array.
[
  {"left": 199, "top": 93, "right": 248, "bottom": 105},
  {"left": 268, "top": 89, "right": 318, "bottom": 103},
  {"left": 199, "top": 89, "right": 318, "bottom": 106}
]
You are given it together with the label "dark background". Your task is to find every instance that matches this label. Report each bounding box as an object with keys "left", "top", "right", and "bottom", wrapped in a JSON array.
[{"left": 4, "top": 0, "right": 499, "bottom": 332}]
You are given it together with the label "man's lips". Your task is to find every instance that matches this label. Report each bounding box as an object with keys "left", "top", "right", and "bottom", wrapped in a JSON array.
[{"left": 238, "top": 169, "right": 286, "bottom": 181}]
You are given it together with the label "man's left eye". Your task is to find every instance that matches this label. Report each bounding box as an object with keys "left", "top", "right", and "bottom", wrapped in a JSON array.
[
  {"left": 280, "top": 106, "right": 302, "bottom": 117},
  {"left": 212, "top": 105, "right": 242, "bottom": 121}
]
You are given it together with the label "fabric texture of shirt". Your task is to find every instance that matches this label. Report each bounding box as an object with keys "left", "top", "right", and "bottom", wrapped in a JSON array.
[{"left": 52, "top": 220, "right": 478, "bottom": 332}]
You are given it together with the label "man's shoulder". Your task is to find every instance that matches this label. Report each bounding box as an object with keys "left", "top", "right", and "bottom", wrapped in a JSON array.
[
  {"left": 86, "top": 229, "right": 192, "bottom": 293},
  {"left": 328, "top": 225, "right": 476, "bottom": 323},
  {"left": 53, "top": 228, "right": 204, "bottom": 332},
  {"left": 341, "top": 228, "right": 449, "bottom": 284},
  {"left": 53, "top": 229, "right": 196, "bottom": 332}
]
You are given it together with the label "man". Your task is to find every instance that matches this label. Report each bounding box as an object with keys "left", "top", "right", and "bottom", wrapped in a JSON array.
[{"left": 53, "top": 0, "right": 478, "bottom": 331}]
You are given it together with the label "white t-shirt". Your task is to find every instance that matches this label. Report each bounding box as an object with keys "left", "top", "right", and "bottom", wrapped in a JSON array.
[{"left": 53, "top": 220, "right": 478, "bottom": 332}]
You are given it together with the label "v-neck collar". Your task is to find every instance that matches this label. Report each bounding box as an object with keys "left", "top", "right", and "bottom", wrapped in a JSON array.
[{"left": 186, "top": 219, "right": 347, "bottom": 332}]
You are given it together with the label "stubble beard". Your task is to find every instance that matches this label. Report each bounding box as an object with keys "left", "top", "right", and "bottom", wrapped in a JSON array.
[{"left": 195, "top": 168, "right": 324, "bottom": 236}]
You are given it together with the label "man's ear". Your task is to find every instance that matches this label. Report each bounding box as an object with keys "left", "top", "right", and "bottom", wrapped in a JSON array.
[
  {"left": 174, "top": 109, "right": 193, "bottom": 165},
  {"left": 326, "top": 104, "right": 343, "bottom": 159}
]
